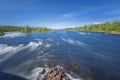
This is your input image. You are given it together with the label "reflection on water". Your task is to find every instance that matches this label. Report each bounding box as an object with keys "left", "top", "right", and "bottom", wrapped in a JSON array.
[{"left": 0, "top": 31, "right": 120, "bottom": 80}]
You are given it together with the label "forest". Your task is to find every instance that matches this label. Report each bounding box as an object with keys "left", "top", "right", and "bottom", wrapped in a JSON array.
[
  {"left": 64, "top": 21, "right": 120, "bottom": 34},
  {"left": 0, "top": 25, "right": 52, "bottom": 36}
]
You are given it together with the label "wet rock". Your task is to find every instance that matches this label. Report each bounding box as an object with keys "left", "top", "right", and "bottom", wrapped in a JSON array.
[
  {"left": 42, "top": 67, "right": 70, "bottom": 80},
  {"left": 40, "top": 69, "right": 46, "bottom": 74}
]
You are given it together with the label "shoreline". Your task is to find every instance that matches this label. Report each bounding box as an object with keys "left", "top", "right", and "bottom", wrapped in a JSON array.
[
  {"left": 1, "top": 30, "right": 120, "bottom": 37},
  {"left": 0, "top": 31, "right": 53, "bottom": 36},
  {"left": 74, "top": 30, "right": 120, "bottom": 35},
  {"left": 108, "top": 32, "right": 120, "bottom": 35}
]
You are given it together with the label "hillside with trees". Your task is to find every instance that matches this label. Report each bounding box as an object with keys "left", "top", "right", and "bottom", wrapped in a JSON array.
[{"left": 64, "top": 21, "right": 120, "bottom": 34}]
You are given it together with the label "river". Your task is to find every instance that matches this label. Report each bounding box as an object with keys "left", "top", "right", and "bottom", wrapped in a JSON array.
[{"left": 0, "top": 31, "right": 120, "bottom": 80}]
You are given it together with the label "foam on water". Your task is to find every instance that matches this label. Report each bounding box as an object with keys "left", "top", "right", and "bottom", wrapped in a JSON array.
[
  {"left": 29, "top": 67, "right": 49, "bottom": 80},
  {"left": 0, "top": 40, "right": 52, "bottom": 62},
  {"left": 79, "top": 32, "right": 86, "bottom": 35},
  {"left": 78, "top": 32, "right": 92, "bottom": 35},
  {"left": 0, "top": 44, "right": 23, "bottom": 55},
  {"left": 62, "top": 38, "right": 86, "bottom": 46},
  {"left": 1, "top": 32, "right": 25, "bottom": 38},
  {"left": 0, "top": 44, "right": 23, "bottom": 62},
  {"left": 27, "top": 42, "right": 43, "bottom": 51},
  {"left": 45, "top": 43, "right": 51, "bottom": 48}
]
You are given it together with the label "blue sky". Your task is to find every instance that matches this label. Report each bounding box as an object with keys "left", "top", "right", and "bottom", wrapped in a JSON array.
[{"left": 0, "top": 0, "right": 120, "bottom": 29}]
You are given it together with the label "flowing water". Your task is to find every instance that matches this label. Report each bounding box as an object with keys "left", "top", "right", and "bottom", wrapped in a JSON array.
[{"left": 0, "top": 31, "right": 120, "bottom": 80}]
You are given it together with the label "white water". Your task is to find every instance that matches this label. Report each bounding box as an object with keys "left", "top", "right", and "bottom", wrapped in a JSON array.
[
  {"left": 62, "top": 38, "right": 86, "bottom": 46},
  {"left": 0, "top": 41, "right": 52, "bottom": 62},
  {"left": 1, "top": 32, "right": 25, "bottom": 38},
  {"left": 79, "top": 32, "right": 91, "bottom": 35},
  {"left": 0, "top": 44, "right": 23, "bottom": 62}
]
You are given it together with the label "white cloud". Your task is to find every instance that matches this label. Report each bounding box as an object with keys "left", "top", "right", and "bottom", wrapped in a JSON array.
[
  {"left": 58, "top": 13, "right": 77, "bottom": 19},
  {"left": 93, "top": 22, "right": 104, "bottom": 25}
]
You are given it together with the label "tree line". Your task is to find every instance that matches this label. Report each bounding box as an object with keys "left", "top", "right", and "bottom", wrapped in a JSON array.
[
  {"left": 0, "top": 25, "right": 52, "bottom": 36},
  {"left": 64, "top": 21, "right": 120, "bottom": 33}
]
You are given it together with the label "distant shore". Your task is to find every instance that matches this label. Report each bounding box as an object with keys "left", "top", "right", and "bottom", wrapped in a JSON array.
[
  {"left": 0, "top": 25, "right": 52, "bottom": 36},
  {"left": 108, "top": 32, "right": 120, "bottom": 35},
  {"left": 85, "top": 30, "right": 120, "bottom": 35},
  {"left": 89, "top": 31, "right": 120, "bottom": 35},
  {"left": 63, "top": 21, "right": 120, "bottom": 35}
]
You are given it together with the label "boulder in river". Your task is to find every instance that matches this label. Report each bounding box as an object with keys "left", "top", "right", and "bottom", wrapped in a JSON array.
[{"left": 36, "top": 66, "right": 70, "bottom": 80}]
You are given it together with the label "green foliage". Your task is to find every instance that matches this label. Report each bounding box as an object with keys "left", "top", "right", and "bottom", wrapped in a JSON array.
[
  {"left": 0, "top": 25, "right": 52, "bottom": 35},
  {"left": 0, "top": 32, "right": 4, "bottom": 36},
  {"left": 21, "top": 26, "right": 31, "bottom": 33},
  {"left": 32, "top": 27, "right": 52, "bottom": 32},
  {"left": 0, "top": 25, "right": 22, "bottom": 32},
  {"left": 64, "top": 21, "right": 120, "bottom": 33}
]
